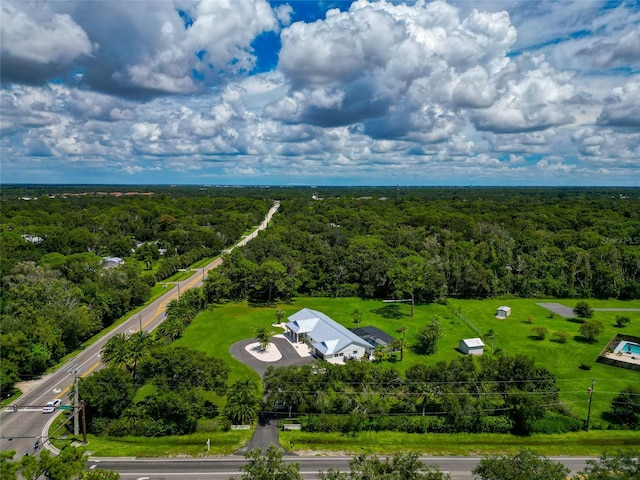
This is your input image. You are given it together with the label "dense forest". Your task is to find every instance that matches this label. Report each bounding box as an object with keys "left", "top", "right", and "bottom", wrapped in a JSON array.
[
  {"left": 208, "top": 187, "right": 640, "bottom": 304},
  {"left": 0, "top": 186, "right": 271, "bottom": 391},
  {"left": 1, "top": 186, "right": 639, "bottom": 435}
]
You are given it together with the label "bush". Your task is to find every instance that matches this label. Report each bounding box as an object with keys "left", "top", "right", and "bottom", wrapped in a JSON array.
[
  {"left": 532, "top": 326, "right": 548, "bottom": 340},
  {"left": 552, "top": 331, "right": 571, "bottom": 343},
  {"left": 531, "top": 414, "right": 583, "bottom": 434},
  {"left": 615, "top": 316, "right": 631, "bottom": 328},
  {"left": 573, "top": 301, "right": 593, "bottom": 319}
]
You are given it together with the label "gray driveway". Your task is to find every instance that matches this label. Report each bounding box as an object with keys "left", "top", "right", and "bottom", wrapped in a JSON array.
[
  {"left": 538, "top": 302, "right": 640, "bottom": 318},
  {"left": 229, "top": 336, "right": 315, "bottom": 377},
  {"left": 229, "top": 336, "right": 314, "bottom": 455}
]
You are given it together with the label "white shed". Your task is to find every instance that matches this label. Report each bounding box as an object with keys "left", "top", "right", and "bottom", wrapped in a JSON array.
[
  {"left": 496, "top": 306, "right": 511, "bottom": 318},
  {"left": 459, "top": 338, "right": 484, "bottom": 355}
]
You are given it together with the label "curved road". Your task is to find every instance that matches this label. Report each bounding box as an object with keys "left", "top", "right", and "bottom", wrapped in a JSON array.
[{"left": 0, "top": 201, "right": 280, "bottom": 459}]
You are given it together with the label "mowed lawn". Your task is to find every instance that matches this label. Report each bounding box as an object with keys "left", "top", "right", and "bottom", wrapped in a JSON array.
[{"left": 176, "top": 297, "right": 640, "bottom": 425}]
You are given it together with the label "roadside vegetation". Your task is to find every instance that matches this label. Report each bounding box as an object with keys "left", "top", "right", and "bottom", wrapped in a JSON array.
[{"left": 2, "top": 186, "right": 639, "bottom": 457}]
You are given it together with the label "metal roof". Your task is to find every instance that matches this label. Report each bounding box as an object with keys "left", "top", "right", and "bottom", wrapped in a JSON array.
[{"left": 287, "top": 308, "right": 371, "bottom": 355}]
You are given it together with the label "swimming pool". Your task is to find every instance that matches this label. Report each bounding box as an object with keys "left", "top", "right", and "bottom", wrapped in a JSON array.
[{"left": 615, "top": 340, "right": 640, "bottom": 355}]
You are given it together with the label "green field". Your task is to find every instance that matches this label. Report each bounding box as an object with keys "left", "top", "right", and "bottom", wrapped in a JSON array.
[
  {"left": 72, "top": 296, "right": 639, "bottom": 457},
  {"left": 178, "top": 297, "right": 640, "bottom": 425}
]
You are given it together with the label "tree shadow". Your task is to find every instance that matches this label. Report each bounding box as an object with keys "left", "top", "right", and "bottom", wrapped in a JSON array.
[
  {"left": 567, "top": 317, "right": 585, "bottom": 324},
  {"left": 370, "top": 304, "right": 407, "bottom": 319},
  {"left": 527, "top": 335, "right": 545, "bottom": 341},
  {"left": 573, "top": 335, "right": 597, "bottom": 344}
]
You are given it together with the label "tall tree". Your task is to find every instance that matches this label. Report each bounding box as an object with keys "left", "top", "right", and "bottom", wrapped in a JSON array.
[
  {"left": 388, "top": 255, "right": 426, "bottom": 317},
  {"left": 414, "top": 316, "right": 444, "bottom": 355},
  {"left": 319, "top": 452, "right": 451, "bottom": 479}
]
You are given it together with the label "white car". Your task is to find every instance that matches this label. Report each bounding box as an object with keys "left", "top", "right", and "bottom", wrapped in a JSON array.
[{"left": 42, "top": 399, "right": 61, "bottom": 414}]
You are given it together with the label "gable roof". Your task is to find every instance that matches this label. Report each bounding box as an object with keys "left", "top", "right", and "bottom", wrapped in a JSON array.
[
  {"left": 287, "top": 308, "right": 371, "bottom": 355},
  {"left": 461, "top": 338, "right": 484, "bottom": 348}
]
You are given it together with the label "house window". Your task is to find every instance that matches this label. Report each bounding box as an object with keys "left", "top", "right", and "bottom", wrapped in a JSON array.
[{"left": 353, "top": 351, "right": 358, "bottom": 354}]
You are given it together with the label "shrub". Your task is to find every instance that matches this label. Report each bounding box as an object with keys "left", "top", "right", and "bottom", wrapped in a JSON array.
[
  {"left": 573, "top": 301, "right": 594, "bottom": 319},
  {"left": 531, "top": 414, "right": 583, "bottom": 434},
  {"left": 532, "top": 326, "right": 548, "bottom": 340},
  {"left": 579, "top": 319, "right": 604, "bottom": 342},
  {"left": 552, "top": 331, "right": 570, "bottom": 343},
  {"left": 615, "top": 316, "right": 631, "bottom": 328}
]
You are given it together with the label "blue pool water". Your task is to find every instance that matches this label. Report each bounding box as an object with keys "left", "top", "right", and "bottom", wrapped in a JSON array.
[{"left": 618, "top": 341, "right": 640, "bottom": 355}]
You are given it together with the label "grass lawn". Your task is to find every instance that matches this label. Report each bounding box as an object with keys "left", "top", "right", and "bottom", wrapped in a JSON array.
[
  {"left": 65, "top": 296, "right": 638, "bottom": 458},
  {"left": 280, "top": 430, "right": 640, "bottom": 456},
  {"left": 179, "top": 297, "right": 640, "bottom": 426}
]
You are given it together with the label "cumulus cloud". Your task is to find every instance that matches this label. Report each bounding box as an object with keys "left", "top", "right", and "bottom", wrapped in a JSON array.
[
  {"left": 270, "top": 0, "right": 576, "bottom": 139},
  {"left": 1, "top": 0, "right": 279, "bottom": 95},
  {"left": 597, "top": 79, "right": 640, "bottom": 127}
]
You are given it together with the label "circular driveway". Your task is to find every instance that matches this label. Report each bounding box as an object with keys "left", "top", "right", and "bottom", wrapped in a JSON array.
[{"left": 229, "top": 336, "right": 315, "bottom": 377}]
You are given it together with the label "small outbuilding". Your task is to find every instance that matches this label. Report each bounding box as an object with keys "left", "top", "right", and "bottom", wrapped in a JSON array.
[
  {"left": 496, "top": 306, "right": 511, "bottom": 318},
  {"left": 459, "top": 338, "right": 484, "bottom": 356}
]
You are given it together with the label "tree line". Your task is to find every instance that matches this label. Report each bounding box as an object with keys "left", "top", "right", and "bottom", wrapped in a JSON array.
[
  {"left": 205, "top": 188, "right": 640, "bottom": 304},
  {"left": 0, "top": 188, "right": 271, "bottom": 396}
]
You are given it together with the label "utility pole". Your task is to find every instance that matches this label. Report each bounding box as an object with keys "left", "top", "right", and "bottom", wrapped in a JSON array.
[
  {"left": 586, "top": 378, "right": 596, "bottom": 431},
  {"left": 81, "top": 401, "right": 88, "bottom": 444},
  {"left": 139, "top": 312, "right": 143, "bottom": 331},
  {"left": 74, "top": 371, "right": 80, "bottom": 436}
]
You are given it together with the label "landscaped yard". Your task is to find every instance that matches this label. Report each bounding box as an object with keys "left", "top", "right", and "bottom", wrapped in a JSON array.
[{"left": 179, "top": 297, "right": 640, "bottom": 425}]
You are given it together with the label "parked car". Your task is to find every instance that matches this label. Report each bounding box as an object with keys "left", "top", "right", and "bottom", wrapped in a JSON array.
[{"left": 42, "top": 399, "right": 61, "bottom": 414}]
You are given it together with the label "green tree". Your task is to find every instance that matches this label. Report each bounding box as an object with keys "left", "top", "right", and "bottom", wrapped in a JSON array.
[
  {"left": 473, "top": 449, "right": 569, "bottom": 480},
  {"left": 139, "top": 346, "right": 228, "bottom": 394},
  {"left": 414, "top": 316, "right": 444, "bottom": 355},
  {"left": 373, "top": 345, "right": 389, "bottom": 363},
  {"left": 532, "top": 326, "right": 548, "bottom": 340},
  {"left": 79, "top": 366, "right": 136, "bottom": 428},
  {"left": 351, "top": 308, "right": 362, "bottom": 324},
  {"left": 573, "top": 301, "right": 594, "bottom": 319},
  {"left": 255, "top": 326, "right": 273, "bottom": 352},
  {"left": 394, "top": 325, "right": 408, "bottom": 360},
  {"left": 579, "top": 320, "right": 604, "bottom": 343},
  {"left": 615, "top": 316, "right": 631, "bottom": 328},
  {"left": 319, "top": 452, "right": 451, "bottom": 479},
  {"left": 224, "top": 378, "right": 260, "bottom": 425},
  {"left": 610, "top": 385, "right": 640, "bottom": 429},
  {"left": 254, "top": 259, "right": 287, "bottom": 304},
  {"left": 232, "top": 445, "right": 303, "bottom": 480},
  {"left": 576, "top": 449, "right": 640, "bottom": 479},
  {"left": 20, "top": 447, "right": 95, "bottom": 480},
  {"left": 388, "top": 255, "right": 426, "bottom": 317},
  {"left": 275, "top": 309, "right": 286, "bottom": 323}
]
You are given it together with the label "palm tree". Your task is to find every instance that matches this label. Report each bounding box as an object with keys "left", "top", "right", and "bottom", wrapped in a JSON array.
[
  {"left": 156, "top": 318, "right": 184, "bottom": 342},
  {"left": 128, "top": 331, "right": 152, "bottom": 379},
  {"left": 396, "top": 326, "right": 408, "bottom": 361},
  {"left": 101, "top": 333, "right": 130, "bottom": 370},
  {"left": 351, "top": 308, "right": 362, "bottom": 324},
  {"left": 224, "top": 379, "right": 259, "bottom": 425},
  {"left": 275, "top": 309, "right": 286, "bottom": 324},
  {"left": 255, "top": 326, "right": 273, "bottom": 352}
]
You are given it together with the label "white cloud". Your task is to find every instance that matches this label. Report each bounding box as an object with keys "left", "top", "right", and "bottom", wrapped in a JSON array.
[
  {"left": 1, "top": 2, "right": 93, "bottom": 65},
  {"left": 597, "top": 78, "right": 640, "bottom": 127}
]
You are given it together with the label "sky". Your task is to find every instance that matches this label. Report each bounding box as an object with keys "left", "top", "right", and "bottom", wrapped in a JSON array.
[{"left": 1, "top": 0, "right": 639, "bottom": 186}]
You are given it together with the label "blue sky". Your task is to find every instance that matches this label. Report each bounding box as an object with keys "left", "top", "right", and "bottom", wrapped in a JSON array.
[{"left": 1, "top": 0, "right": 639, "bottom": 186}]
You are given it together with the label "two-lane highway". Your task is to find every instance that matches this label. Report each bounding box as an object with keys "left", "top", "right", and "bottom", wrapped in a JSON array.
[
  {"left": 0, "top": 201, "right": 280, "bottom": 459},
  {"left": 87, "top": 455, "right": 591, "bottom": 480}
]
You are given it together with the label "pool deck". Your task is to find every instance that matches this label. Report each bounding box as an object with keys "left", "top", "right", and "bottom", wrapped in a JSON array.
[{"left": 605, "top": 341, "right": 640, "bottom": 367}]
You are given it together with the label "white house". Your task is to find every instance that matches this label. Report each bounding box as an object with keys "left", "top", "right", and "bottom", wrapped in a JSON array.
[
  {"left": 496, "top": 306, "right": 511, "bottom": 318},
  {"left": 459, "top": 338, "right": 484, "bottom": 356},
  {"left": 285, "top": 308, "right": 373, "bottom": 363},
  {"left": 102, "top": 256, "right": 124, "bottom": 269}
]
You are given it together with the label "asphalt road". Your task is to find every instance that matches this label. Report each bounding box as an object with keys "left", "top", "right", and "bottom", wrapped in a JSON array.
[
  {"left": 88, "top": 455, "right": 592, "bottom": 480},
  {"left": 0, "top": 201, "right": 280, "bottom": 459}
]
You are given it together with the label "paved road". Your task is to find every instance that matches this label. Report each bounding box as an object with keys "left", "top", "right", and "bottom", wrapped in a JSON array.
[
  {"left": 0, "top": 201, "right": 280, "bottom": 459},
  {"left": 87, "top": 455, "right": 592, "bottom": 480}
]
